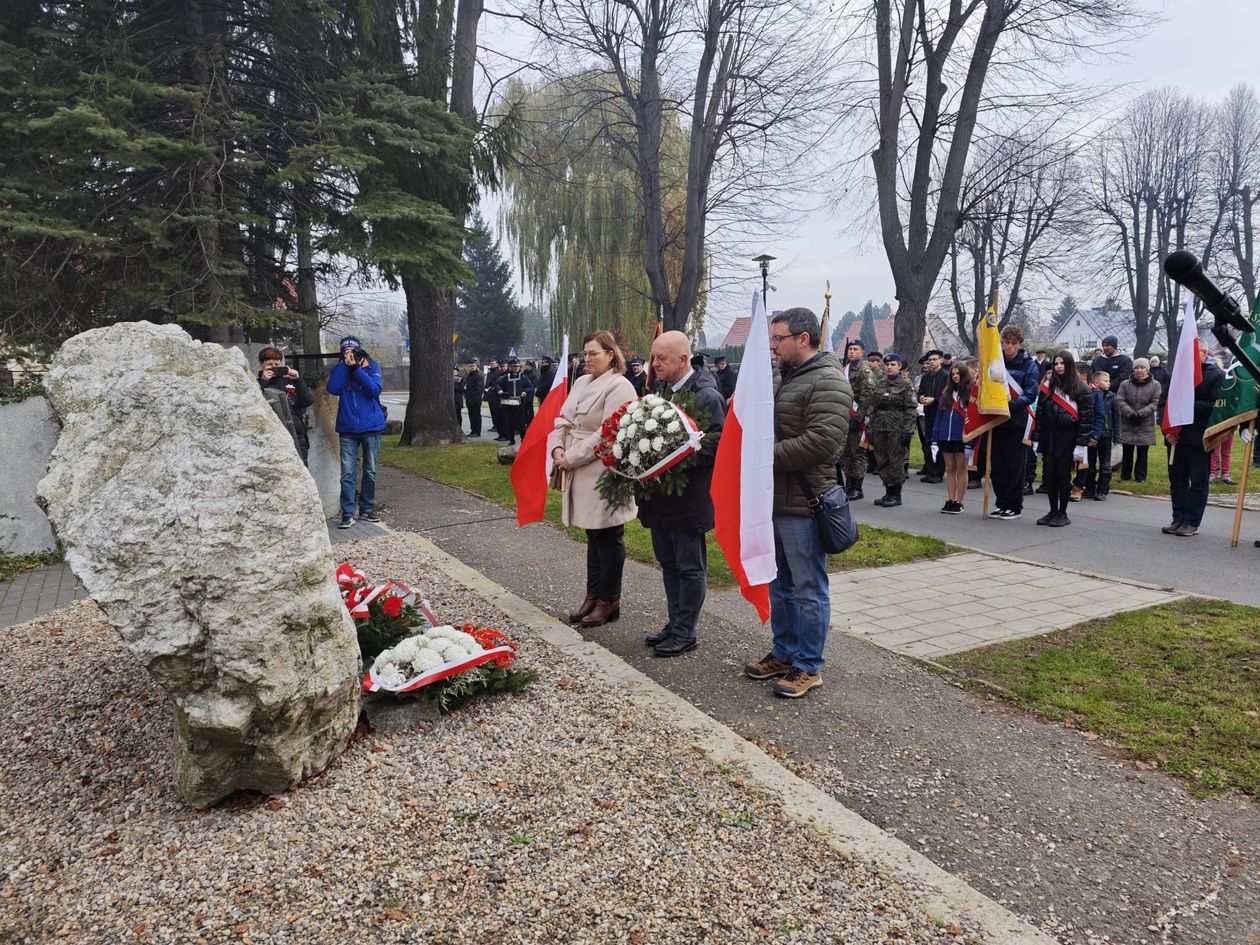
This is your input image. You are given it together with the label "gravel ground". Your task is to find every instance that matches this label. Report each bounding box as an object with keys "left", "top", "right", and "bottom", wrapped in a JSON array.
[{"left": 0, "top": 535, "right": 982, "bottom": 945}]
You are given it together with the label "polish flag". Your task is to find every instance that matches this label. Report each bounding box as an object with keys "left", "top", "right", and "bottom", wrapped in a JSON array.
[
  {"left": 510, "top": 334, "right": 569, "bottom": 526},
  {"left": 1161, "top": 297, "right": 1203, "bottom": 440},
  {"left": 710, "top": 291, "right": 777, "bottom": 622}
]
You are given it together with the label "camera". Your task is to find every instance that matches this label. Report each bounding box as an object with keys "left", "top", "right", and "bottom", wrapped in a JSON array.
[
  {"left": 353, "top": 347, "right": 369, "bottom": 362},
  {"left": 270, "top": 365, "right": 290, "bottom": 379}
]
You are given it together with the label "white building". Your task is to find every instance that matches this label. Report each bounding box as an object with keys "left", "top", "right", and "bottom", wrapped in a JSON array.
[{"left": 1050, "top": 307, "right": 1168, "bottom": 358}]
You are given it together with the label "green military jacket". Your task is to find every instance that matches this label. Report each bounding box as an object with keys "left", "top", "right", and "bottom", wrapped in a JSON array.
[{"left": 867, "top": 370, "right": 917, "bottom": 434}]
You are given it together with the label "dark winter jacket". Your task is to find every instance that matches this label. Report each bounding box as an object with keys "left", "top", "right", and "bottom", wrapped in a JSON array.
[
  {"left": 773, "top": 352, "right": 851, "bottom": 516},
  {"left": 931, "top": 390, "right": 969, "bottom": 443},
  {"left": 463, "top": 369, "right": 484, "bottom": 402},
  {"left": 1150, "top": 364, "right": 1170, "bottom": 389},
  {"left": 627, "top": 368, "right": 648, "bottom": 397},
  {"left": 1091, "top": 352, "right": 1134, "bottom": 389},
  {"left": 916, "top": 368, "right": 948, "bottom": 429},
  {"left": 496, "top": 371, "right": 535, "bottom": 402},
  {"left": 1099, "top": 389, "right": 1119, "bottom": 439},
  {"left": 715, "top": 365, "right": 738, "bottom": 401},
  {"left": 1036, "top": 381, "right": 1095, "bottom": 457},
  {"left": 1173, "top": 360, "right": 1226, "bottom": 448},
  {"left": 535, "top": 365, "right": 556, "bottom": 400},
  {"left": 327, "top": 360, "right": 386, "bottom": 435},
  {"left": 637, "top": 370, "right": 726, "bottom": 532},
  {"left": 1089, "top": 387, "right": 1106, "bottom": 440},
  {"left": 1004, "top": 349, "right": 1042, "bottom": 427},
  {"left": 260, "top": 369, "right": 315, "bottom": 459}
]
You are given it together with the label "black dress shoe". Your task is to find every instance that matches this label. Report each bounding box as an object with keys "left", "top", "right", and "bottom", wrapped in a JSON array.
[
  {"left": 644, "top": 628, "right": 671, "bottom": 646},
  {"left": 653, "top": 636, "right": 697, "bottom": 657}
]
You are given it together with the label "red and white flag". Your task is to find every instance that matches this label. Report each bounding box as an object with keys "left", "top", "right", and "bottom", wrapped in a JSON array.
[
  {"left": 1161, "top": 297, "right": 1203, "bottom": 440},
  {"left": 710, "top": 291, "right": 777, "bottom": 622},
  {"left": 511, "top": 334, "right": 569, "bottom": 526}
]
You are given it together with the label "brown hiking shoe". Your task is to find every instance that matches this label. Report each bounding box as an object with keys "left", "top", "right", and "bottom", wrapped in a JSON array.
[
  {"left": 744, "top": 653, "right": 792, "bottom": 680},
  {"left": 772, "top": 667, "right": 822, "bottom": 698}
]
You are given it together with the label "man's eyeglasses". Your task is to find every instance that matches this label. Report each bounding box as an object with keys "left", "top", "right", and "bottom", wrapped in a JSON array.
[{"left": 769, "top": 331, "right": 802, "bottom": 346}]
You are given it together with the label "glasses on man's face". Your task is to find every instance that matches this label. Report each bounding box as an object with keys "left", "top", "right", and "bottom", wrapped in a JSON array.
[{"left": 769, "top": 331, "right": 801, "bottom": 347}]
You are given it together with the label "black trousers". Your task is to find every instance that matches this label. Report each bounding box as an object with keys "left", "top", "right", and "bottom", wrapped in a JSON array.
[
  {"left": 464, "top": 396, "right": 482, "bottom": 436},
  {"left": 1043, "top": 453, "right": 1074, "bottom": 514},
  {"left": 917, "top": 412, "right": 943, "bottom": 477},
  {"left": 502, "top": 405, "right": 526, "bottom": 443},
  {"left": 1169, "top": 444, "right": 1210, "bottom": 527},
  {"left": 585, "top": 526, "right": 626, "bottom": 601},
  {"left": 990, "top": 423, "right": 1028, "bottom": 513},
  {"left": 1121, "top": 444, "right": 1149, "bottom": 481},
  {"left": 650, "top": 528, "right": 708, "bottom": 642}
]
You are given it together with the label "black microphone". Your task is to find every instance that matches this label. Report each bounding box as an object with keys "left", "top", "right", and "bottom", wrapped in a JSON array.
[{"left": 1163, "top": 250, "right": 1250, "bottom": 334}]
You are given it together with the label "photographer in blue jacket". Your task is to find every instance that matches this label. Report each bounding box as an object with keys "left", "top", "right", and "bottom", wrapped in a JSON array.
[{"left": 327, "top": 335, "right": 387, "bottom": 528}]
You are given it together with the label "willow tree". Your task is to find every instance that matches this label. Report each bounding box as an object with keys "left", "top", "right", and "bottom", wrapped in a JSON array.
[{"left": 501, "top": 74, "right": 695, "bottom": 356}]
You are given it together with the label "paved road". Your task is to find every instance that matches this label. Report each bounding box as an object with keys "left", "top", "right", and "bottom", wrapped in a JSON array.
[
  {"left": 876, "top": 473, "right": 1260, "bottom": 606},
  {"left": 373, "top": 465, "right": 1260, "bottom": 945}
]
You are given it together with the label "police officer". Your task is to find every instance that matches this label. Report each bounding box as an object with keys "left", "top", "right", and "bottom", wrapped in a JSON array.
[
  {"left": 463, "top": 360, "right": 484, "bottom": 437},
  {"left": 496, "top": 358, "right": 535, "bottom": 445},
  {"left": 627, "top": 357, "right": 647, "bottom": 395},
  {"left": 536, "top": 356, "right": 556, "bottom": 401}
]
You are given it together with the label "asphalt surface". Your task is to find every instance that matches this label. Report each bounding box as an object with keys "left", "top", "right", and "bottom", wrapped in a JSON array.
[{"left": 374, "top": 465, "right": 1260, "bottom": 945}]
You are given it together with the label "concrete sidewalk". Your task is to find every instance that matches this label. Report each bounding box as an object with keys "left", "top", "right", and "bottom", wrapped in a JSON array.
[{"left": 833, "top": 552, "right": 1181, "bottom": 659}]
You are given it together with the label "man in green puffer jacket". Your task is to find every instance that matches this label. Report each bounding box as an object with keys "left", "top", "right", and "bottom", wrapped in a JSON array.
[{"left": 743, "top": 307, "right": 850, "bottom": 700}]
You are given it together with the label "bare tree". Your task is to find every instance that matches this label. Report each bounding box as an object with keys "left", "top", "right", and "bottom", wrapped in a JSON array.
[
  {"left": 513, "top": 0, "right": 841, "bottom": 332},
  {"left": 1204, "top": 85, "right": 1260, "bottom": 310},
  {"left": 945, "top": 133, "right": 1080, "bottom": 352},
  {"left": 863, "top": 0, "right": 1138, "bottom": 361},
  {"left": 1091, "top": 88, "right": 1210, "bottom": 359}
]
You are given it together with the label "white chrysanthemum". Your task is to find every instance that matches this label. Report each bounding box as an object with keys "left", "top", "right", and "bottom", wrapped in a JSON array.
[
  {"left": 374, "top": 662, "right": 407, "bottom": 689},
  {"left": 651, "top": 436, "right": 664, "bottom": 452},
  {"left": 644, "top": 394, "right": 663, "bottom": 406},
  {"left": 390, "top": 637, "right": 422, "bottom": 663},
  {"left": 616, "top": 430, "right": 626, "bottom": 443},
  {"left": 653, "top": 406, "right": 668, "bottom": 419},
  {"left": 666, "top": 420, "right": 681, "bottom": 433},
  {"left": 644, "top": 418, "right": 658, "bottom": 432},
  {"left": 628, "top": 450, "right": 640, "bottom": 466},
  {"left": 626, "top": 422, "right": 637, "bottom": 438},
  {"left": 612, "top": 443, "right": 623, "bottom": 459},
  {"left": 638, "top": 437, "right": 651, "bottom": 452},
  {"left": 411, "top": 648, "right": 444, "bottom": 673}
]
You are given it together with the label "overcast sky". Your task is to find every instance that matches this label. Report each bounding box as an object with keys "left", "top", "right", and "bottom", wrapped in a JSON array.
[{"left": 342, "top": 1, "right": 1260, "bottom": 344}]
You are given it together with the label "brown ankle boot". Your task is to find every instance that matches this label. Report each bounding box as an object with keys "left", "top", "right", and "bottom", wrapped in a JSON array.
[
  {"left": 567, "top": 595, "right": 597, "bottom": 623},
  {"left": 581, "top": 599, "right": 620, "bottom": 627}
]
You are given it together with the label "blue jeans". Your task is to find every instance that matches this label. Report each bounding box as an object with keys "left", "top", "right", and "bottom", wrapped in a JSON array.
[
  {"left": 769, "top": 514, "right": 831, "bottom": 675},
  {"left": 339, "top": 432, "right": 381, "bottom": 517}
]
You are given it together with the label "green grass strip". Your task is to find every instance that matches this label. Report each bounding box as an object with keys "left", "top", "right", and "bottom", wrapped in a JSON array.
[
  {"left": 380, "top": 440, "right": 955, "bottom": 589},
  {"left": 942, "top": 598, "right": 1260, "bottom": 798}
]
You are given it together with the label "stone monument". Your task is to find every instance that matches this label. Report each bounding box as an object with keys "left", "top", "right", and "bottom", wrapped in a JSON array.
[{"left": 38, "top": 322, "right": 362, "bottom": 807}]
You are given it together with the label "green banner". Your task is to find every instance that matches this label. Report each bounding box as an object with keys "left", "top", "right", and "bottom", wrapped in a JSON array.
[{"left": 1204, "top": 297, "right": 1260, "bottom": 450}]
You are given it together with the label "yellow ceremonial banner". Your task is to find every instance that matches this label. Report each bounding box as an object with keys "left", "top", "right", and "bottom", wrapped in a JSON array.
[
  {"left": 962, "top": 303, "right": 1011, "bottom": 443},
  {"left": 977, "top": 306, "right": 1010, "bottom": 417}
]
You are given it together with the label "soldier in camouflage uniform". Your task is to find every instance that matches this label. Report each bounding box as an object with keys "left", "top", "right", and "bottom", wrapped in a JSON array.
[
  {"left": 838, "top": 339, "right": 876, "bottom": 500},
  {"left": 867, "top": 352, "right": 919, "bottom": 508}
]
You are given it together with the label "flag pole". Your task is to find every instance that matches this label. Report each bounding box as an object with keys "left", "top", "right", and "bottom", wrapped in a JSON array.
[
  {"left": 982, "top": 284, "right": 999, "bottom": 519},
  {"left": 1232, "top": 422, "right": 1254, "bottom": 547}
]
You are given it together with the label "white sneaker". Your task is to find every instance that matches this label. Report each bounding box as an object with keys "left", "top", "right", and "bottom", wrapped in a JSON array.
[
  {"left": 996, "top": 508, "right": 1022, "bottom": 520},
  {"left": 989, "top": 508, "right": 1007, "bottom": 517}
]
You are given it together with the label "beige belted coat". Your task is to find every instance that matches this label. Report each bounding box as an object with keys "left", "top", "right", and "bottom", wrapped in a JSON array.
[{"left": 552, "top": 369, "right": 639, "bottom": 530}]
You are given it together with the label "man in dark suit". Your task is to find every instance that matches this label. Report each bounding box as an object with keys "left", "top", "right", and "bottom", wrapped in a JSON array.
[
  {"left": 462, "top": 361, "right": 484, "bottom": 437},
  {"left": 638, "top": 331, "right": 725, "bottom": 657},
  {"left": 626, "top": 357, "right": 648, "bottom": 395}
]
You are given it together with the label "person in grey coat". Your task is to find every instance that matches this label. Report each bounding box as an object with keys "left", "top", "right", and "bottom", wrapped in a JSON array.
[{"left": 1115, "top": 358, "right": 1162, "bottom": 482}]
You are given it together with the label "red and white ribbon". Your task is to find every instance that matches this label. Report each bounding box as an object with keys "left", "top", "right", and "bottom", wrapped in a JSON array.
[
  {"left": 612, "top": 400, "right": 705, "bottom": 483},
  {"left": 362, "top": 646, "right": 516, "bottom": 693}
]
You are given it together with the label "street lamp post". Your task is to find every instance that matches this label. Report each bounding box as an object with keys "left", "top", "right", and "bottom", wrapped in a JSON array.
[{"left": 752, "top": 254, "right": 775, "bottom": 311}]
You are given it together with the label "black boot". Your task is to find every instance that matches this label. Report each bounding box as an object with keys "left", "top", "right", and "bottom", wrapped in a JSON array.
[
  {"left": 846, "top": 476, "right": 864, "bottom": 501},
  {"left": 875, "top": 485, "right": 902, "bottom": 508}
]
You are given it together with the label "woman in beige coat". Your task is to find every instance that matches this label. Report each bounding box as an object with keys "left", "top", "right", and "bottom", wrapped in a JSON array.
[{"left": 550, "top": 330, "right": 638, "bottom": 627}]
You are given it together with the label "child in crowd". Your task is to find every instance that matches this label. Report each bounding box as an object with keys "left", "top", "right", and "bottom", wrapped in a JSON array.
[
  {"left": 1083, "top": 370, "right": 1117, "bottom": 500},
  {"left": 1210, "top": 429, "right": 1236, "bottom": 484},
  {"left": 1035, "top": 351, "right": 1094, "bottom": 527},
  {"left": 931, "top": 362, "right": 971, "bottom": 514},
  {"left": 1070, "top": 363, "right": 1106, "bottom": 501}
]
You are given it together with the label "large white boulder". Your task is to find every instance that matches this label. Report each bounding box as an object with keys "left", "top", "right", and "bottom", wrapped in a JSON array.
[{"left": 37, "top": 322, "right": 362, "bottom": 807}]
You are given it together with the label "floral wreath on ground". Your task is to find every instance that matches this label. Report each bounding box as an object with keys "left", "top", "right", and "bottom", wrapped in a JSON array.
[
  {"left": 336, "top": 564, "right": 537, "bottom": 711},
  {"left": 593, "top": 391, "right": 708, "bottom": 510}
]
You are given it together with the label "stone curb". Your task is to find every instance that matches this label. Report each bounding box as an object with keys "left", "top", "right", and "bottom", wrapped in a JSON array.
[{"left": 398, "top": 530, "right": 1058, "bottom": 945}]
